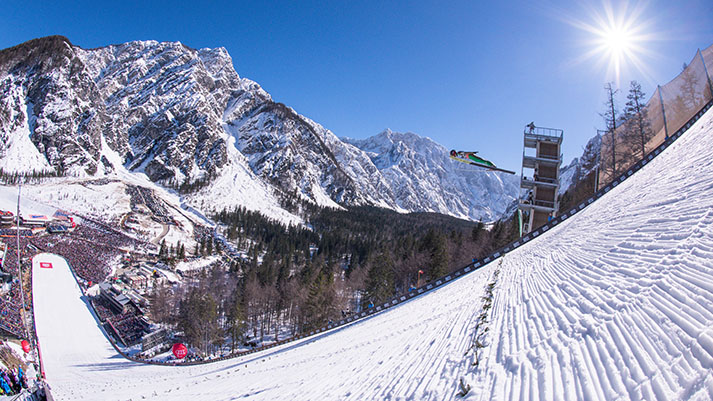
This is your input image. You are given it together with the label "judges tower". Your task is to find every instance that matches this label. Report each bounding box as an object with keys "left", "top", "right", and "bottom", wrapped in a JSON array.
[{"left": 519, "top": 123, "right": 563, "bottom": 234}]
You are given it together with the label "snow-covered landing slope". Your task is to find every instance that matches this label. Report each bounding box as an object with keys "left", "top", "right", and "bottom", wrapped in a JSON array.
[
  {"left": 478, "top": 109, "right": 713, "bottom": 400},
  {"left": 32, "top": 106, "right": 713, "bottom": 400},
  {"left": 32, "top": 245, "right": 497, "bottom": 400}
]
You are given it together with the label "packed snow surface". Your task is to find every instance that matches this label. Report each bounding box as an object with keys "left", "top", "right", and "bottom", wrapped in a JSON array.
[{"left": 32, "top": 108, "right": 713, "bottom": 400}]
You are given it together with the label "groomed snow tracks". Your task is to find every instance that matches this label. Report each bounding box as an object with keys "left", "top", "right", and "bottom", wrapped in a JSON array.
[{"left": 479, "top": 100, "right": 713, "bottom": 400}]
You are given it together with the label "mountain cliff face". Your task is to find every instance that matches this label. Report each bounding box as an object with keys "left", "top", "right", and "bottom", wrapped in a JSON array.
[
  {"left": 0, "top": 36, "right": 111, "bottom": 175},
  {"left": 0, "top": 36, "right": 518, "bottom": 222},
  {"left": 558, "top": 133, "right": 602, "bottom": 196},
  {"left": 77, "top": 40, "right": 252, "bottom": 182},
  {"left": 344, "top": 130, "right": 519, "bottom": 221}
]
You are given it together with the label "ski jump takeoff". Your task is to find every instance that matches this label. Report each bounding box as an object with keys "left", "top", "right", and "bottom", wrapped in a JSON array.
[{"left": 449, "top": 150, "right": 515, "bottom": 174}]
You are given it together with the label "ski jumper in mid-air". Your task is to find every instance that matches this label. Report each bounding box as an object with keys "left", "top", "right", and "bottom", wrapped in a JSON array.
[
  {"left": 449, "top": 150, "right": 515, "bottom": 174},
  {"left": 450, "top": 150, "right": 497, "bottom": 168}
]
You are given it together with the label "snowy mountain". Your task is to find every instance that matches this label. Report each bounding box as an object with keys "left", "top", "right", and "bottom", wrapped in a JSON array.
[
  {"left": 0, "top": 36, "right": 111, "bottom": 176},
  {"left": 558, "top": 132, "right": 602, "bottom": 195},
  {"left": 0, "top": 36, "right": 517, "bottom": 222},
  {"left": 345, "top": 130, "right": 520, "bottom": 221}
]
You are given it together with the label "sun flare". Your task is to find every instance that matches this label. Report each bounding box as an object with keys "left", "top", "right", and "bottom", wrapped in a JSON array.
[
  {"left": 593, "top": 18, "right": 641, "bottom": 81},
  {"left": 601, "top": 26, "right": 633, "bottom": 57},
  {"left": 564, "top": 0, "right": 657, "bottom": 85}
]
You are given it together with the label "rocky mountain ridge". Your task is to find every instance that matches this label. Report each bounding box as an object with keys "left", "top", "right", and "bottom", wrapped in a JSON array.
[
  {"left": 558, "top": 133, "right": 602, "bottom": 196},
  {"left": 0, "top": 36, "right": 519, "bottom": 223}
]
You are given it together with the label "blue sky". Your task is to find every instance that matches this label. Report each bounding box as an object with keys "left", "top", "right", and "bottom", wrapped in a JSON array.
[{"left": 2, "top": 1, "right": 712, "bottom": 171}]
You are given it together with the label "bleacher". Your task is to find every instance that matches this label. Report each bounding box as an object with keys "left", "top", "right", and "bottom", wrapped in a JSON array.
[{"left": 46, "top": 225, "right": 68, "bottom": 234}]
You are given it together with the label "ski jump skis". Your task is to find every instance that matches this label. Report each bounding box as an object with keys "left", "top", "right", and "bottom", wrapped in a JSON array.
[{"left": 449, "top": 150, "right": 515, "bottom": 175}]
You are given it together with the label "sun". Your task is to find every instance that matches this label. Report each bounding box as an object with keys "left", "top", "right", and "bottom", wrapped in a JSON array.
[
  {"left": 601, "top": 26, "right": 634, "bottom": 58},
  {"left": 563, "top": 0, "right": 657, "bottom": 85},
  {"left": 593, "top": 18, "right": 640, "bottom": 82}
]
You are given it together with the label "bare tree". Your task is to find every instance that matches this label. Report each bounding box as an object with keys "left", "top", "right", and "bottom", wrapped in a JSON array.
[
  {"left": 624, "top": 80, "right": 652, "bottom": 159},
  {"left": 244, "top": 275, "right": 262, "bottom": 339},
  {"left": 678, "top": 62, "right": 702, "bottom": 110},
  {"left": 601, "top": 82, "right": 620, "bottom": 180},
  {"left": 149, "top": 283, "right": 174, "bottom": 324}
]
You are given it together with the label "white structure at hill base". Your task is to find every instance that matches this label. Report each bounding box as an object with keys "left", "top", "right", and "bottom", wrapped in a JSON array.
[{"left": 32, "top": 107, "right": 713, "bottom": 400}]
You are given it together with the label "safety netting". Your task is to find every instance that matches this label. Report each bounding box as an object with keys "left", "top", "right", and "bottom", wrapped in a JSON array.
[{"left": 598, "top": 44, "right": 713, "bottom": 187}]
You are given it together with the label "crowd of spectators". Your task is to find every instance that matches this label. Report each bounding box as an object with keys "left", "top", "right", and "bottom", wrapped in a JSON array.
[
  {"left": 0, "top": 238, "right": 34, "bottom": 338},
  {"left": 0, "top": 229, "right": 33, "bottom": 237},
  {"left": 112, "top": 315, "right": 147, "bottom": 345},
  {"left": 127, "top": 186, "right": 170, "bottom": 219},
  {"left": 0, "top": 284, "right": 24, "bottom": 337},
  {"left": 75, "top": 218, "right": 156, "bottom": 253},
  {"left": 92, "top": 297, "right": 147, "bottom": 346},
  {"left": 43, "top": 236, "right": 113, "bottom": 285},
  {"left": 91, "top": 298, "right": 115, "bottom": 322},
  {"left": 0, "top": 365, "right": 27, "bottom": 396},
  {"left": 36, "top": 222, "right": 155, "bottom": 285},
  {"left": 1, "top": 238, "right": 37, "bottom": 275},
  {"left": 74, "top": 222, "right": 135, "bottom": 248}
]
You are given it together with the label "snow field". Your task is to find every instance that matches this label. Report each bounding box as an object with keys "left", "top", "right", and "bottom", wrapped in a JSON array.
[
  {"left": 0, "top": 84, "right": 53, "bottom": 174},
  {"left": 211, "top": 124, "right": 306, "bottom": 226},
  {"left": 0, "top": 185, "right": 55, "bottom": 217},
  {"left": 174, "top": 255, "right": 221, "bottom": 272},
  {"left": 21, "top": 180, "right": 131, "bottom": 223}
]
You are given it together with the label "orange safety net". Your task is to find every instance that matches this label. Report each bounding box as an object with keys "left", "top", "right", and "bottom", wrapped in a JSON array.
[{"left": 598, "top": 45, "right": 713, "bottom": 188}]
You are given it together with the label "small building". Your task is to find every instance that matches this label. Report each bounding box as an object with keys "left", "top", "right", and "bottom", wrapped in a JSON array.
[
  {"left": 21, "top": 214, "right": 52, "bottom": 227},
  {"left": 47, "top": 224, "right": 68, "bottom": 234},
  {"left": 138, "top": 264, "right": 156, "bottom": 277},
  {"left": 122, "top": 271, "right": 148, "bottom": 290},
  {"left": 0, "top": 211, "right": 14, "bottom": 226},
  {"left": 126, "top": 289, "right": 150, "bottom": 308},
  {"left": 99, "top": 282, "right": 132, "bottom": 313},
  {"left": 111, "top": 293, "right": 131, "bottom": 313}
]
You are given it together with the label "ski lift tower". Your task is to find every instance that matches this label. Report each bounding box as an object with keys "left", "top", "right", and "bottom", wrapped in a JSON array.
[{"left": 519, "top": 123, "right": 563, "bottom": 234}]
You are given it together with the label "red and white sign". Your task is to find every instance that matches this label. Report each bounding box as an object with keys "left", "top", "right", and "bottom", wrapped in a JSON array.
[{"left": 40, "top": 262, "right": 53, "bottom": 269}]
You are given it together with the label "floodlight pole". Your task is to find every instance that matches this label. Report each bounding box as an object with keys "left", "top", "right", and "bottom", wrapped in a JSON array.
[
  {"left": 698, "top": 49, "right": 713, "bottom": 99},
  {"left": 595, "top": 130, "right": 606, "bottom": 192},
  {"left": 16, "top": 177, "right": 29, "bottom": 338},
  {"left": 658, "top": 86, "right": 669, "bottom": 139}
]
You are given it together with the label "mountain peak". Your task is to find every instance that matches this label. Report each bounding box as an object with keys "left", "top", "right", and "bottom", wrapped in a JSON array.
[
  {"left": 344, "top": 130, "right": 519, "bottom": 221},
  {"left": 0, "top": 35, "right": 74, "bottom": 74}
]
